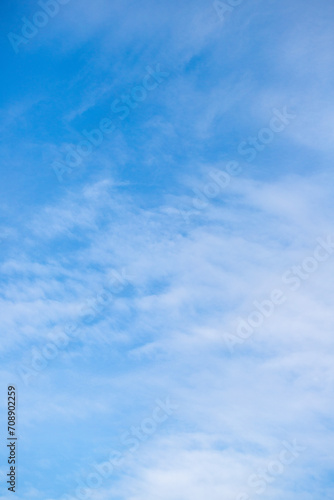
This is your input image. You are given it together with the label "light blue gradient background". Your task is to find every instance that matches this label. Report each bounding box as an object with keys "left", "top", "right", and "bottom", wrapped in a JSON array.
[{"left": 0, "top": 0, "right": 334, "bottom": 499}]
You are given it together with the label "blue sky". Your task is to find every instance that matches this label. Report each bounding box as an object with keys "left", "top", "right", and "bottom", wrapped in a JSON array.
[{"left": 0, "top": 0, "right": 334, "bottom": 499}]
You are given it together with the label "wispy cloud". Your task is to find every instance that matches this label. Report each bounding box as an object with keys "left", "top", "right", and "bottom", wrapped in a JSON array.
[{"left": 1, "top": 1, "right": 334, "bottom": 499}]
